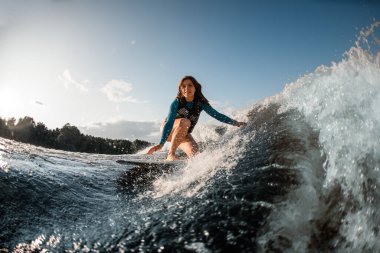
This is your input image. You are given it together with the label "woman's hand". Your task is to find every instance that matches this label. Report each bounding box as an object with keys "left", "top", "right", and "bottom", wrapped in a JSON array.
[
  {"left": 235, "top": 121, "right": 247, "bottom": 127},
  {"left": 147, "top": 144, "right": 163, "bottom": 155}
]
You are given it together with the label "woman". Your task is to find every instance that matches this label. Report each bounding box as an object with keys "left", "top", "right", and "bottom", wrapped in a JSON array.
[{"left": 147, "top": 76, "right": 246, "bottom": 160}]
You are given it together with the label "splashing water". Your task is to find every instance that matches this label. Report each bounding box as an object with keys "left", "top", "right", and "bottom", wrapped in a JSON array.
[
  {"left": 1, "top": 23, "right": 380, "bottom": 253},
  {"left": 258, "top": 22, "right": 380, "bottom": 252}
]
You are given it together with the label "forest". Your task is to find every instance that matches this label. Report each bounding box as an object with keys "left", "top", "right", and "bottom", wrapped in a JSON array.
[{"left": 0, "top": 116, "right": 151, "bottom": 154}]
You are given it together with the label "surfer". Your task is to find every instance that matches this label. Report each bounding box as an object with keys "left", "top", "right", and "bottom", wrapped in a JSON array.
[{"left": 147, "top": 76, "right": 246, "bottom": 161}]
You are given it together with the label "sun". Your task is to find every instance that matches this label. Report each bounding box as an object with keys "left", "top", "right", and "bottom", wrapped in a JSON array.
[{"left": 0, "top": 86, "right": 21, "bottom": 117}]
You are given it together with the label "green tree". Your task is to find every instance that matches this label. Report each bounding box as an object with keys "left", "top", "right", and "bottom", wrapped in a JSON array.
[
  {"left": 132, "top": 139, "right": 150, "bottom": 152},
  {"left": 14, "top": 116, "right": 35, "bottom": 142},
  {"left": 0, "top": 116, "right": 152, "bottom": 154},
  {"left": 33, "top": 122, "right": 49, "bottom": 146},
  {"left": 0, "top": 118, "right": 10, "bottom": 138},
  {"left": 56, "top": 123, "right": 82, "bottom": 151},
  {"left": 6, "top": 117, "right": 16, "bottom": 128}
]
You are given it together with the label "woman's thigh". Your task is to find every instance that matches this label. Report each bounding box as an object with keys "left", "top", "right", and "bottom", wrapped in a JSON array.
[{"left": 161, "top": 119, "right": 181, "bottom": 142}]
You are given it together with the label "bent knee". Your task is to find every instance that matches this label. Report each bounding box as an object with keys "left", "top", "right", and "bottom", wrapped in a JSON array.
[{"left": 178, "top": 118, "right": 191, "bottom": 129}]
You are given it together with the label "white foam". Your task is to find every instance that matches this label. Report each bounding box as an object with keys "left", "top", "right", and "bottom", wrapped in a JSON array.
[
  {"left": 258, "top": 22, "right": 380, "bottom": 252},
  {"left": 151, "top": 127, "right": 250, "bottom": 199}
]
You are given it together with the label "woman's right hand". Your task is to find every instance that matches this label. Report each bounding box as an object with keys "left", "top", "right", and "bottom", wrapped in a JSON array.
[
  {"left": 147, "top": 144, "right": 163, "bottom": 155},
  {"left": 235, "top": 121, "right": 247, "bottom": 127}
]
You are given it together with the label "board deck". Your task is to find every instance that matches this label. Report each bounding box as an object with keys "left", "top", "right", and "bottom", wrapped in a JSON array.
[{"left": 116, "top": 159, "right": 186, "bottom": 166}]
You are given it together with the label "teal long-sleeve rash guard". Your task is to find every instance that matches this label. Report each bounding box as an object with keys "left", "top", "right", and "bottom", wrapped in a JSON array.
[{"left": 159, "top": 99, "right": 237, "bottom": 145}]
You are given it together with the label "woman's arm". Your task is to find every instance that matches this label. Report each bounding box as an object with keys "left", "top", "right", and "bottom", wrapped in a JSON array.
[
  {"left": 202, "top": 103, "right": 237, "bottom": 125},
  {"left": 148, "top": 99, "right": 178, "bottom": 155},
  {"left": 159, "top": 99, "right": 178, "bottom": 145},
  {"left": 202, "top": 103, "right": 246, "bottom": 127}
]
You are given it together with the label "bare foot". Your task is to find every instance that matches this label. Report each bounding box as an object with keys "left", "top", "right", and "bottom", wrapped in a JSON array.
[{"left": 166, "top": 154, "right": 179, "bottom": 161}]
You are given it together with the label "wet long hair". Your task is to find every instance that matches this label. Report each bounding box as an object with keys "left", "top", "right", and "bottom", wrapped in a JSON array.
[{"left": 176, "top": 76, "right": 210, "bottom": 105}]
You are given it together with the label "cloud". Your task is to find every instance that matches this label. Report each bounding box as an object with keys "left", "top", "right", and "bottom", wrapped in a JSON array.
[
  {"left": 209, "top": 100, "right": 221, "bottom": 107},
  {"left": 80, "top": 119, "right": 160, "bottom": 142},
  {"left": 59, "top": 69, "right": 89, "bottom": 92},
  {"left": 209, "top": 99, "right": 234, "bottom": 111},
  {"left": 101, "top": 79, "right": 145, "bottom": 103}
]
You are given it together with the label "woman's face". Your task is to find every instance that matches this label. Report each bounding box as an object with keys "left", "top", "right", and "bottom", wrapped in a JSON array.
[{"left": 180, "top": 79, "right": 196, "bottom": 100}]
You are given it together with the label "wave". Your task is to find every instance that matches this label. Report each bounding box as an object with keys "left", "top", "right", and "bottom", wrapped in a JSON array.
[
  {"left": 264, "top": 21, "right": 380, "bottom": 253},
  {"left": 1, "top": 22, "right": 379, "bottom": 253}
]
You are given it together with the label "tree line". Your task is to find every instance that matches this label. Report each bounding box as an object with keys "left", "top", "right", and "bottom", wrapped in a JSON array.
[{"left": 0, "top": 116, "right": 151, "bottom": 154}]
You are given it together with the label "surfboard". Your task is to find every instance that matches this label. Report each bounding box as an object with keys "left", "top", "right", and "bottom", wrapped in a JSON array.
[
  {"left": 116, "top": 159, "right": 186, "bottom": 166},
  {"left": 116, "top": 159, "right": 186, "bottom": 188}
]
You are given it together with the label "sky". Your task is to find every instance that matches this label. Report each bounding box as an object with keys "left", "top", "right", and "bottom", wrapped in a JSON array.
[{"left": 0, "top": 0, "right": 379, "bottom": 142}]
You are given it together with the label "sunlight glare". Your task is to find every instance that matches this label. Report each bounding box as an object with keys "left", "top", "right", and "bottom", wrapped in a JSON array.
[{"left": 0, "top": 87, "right": 21, "bottom": 117}]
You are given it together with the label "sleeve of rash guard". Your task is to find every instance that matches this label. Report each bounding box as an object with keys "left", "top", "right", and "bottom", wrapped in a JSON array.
[
  {"left": 202, "top": 103, "right": 237, "bottom": 126},
  {"left": 159, "top": 99, "right": 179, "bottom": 145}
]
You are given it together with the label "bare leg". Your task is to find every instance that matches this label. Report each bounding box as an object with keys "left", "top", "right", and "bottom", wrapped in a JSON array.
[
  {"left": 178, "top": 134, "right": 199, "bottom": 157},
  {"left": 167, "top": 118, "right": 191, "bottom": 160}
]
